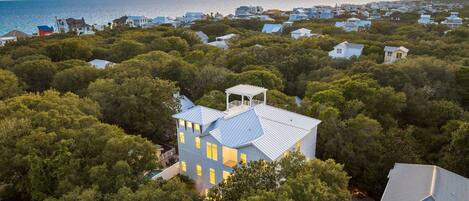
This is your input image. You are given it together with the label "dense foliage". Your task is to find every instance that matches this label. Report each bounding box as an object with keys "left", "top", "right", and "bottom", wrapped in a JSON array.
[{"left": 1, "top": 7, "right": 469, "bottom": 200}]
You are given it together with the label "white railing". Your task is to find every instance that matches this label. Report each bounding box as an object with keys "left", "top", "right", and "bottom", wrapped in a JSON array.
[
  {"left": 228, "top": 99, "right": 264, "bottom": 108},
  {"left": 152, "top": 162, "right": 180, "bottom": 180}
]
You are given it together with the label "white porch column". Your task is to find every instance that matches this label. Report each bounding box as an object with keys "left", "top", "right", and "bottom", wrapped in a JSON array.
[
  {"left": 263, "top": 91, "right": 267, "bottom": 105},
  {"left": 226, "top": 93, "right": 230, "bottom": 110}
]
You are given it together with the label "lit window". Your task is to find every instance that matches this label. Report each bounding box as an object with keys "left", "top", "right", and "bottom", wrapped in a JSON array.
[
  {"left": 179, "top": 132, "right": 186, "bottom": 144},
  {"left": 196, "top": 164, "right": 202, "bottom": 176},
  {"left": 223, "top": 171, "right": 230, "bottom": 181},
  {"left": 206, "top": 142, "right": 212, "bottom": 159},
  {"left": 179, "top": 119, "right": 185, "bottom": 127},
  {"left": 240, "top": 153, "right": 247, "bottom": 165},
  {"left": 179, "top": 132, "right": 185, "bottom": 144},
  {"left": 210, "top": 168, "right": 216, "bottom": 184},
  {"left": 181, "top": 161, "right": 186, "bottom": 172},
  {"left": 296, "top": 141, "right": 301, "bottom": 151},
  {"left": 194, "top": 124, "right": 201, "bottom": 131},
  {"left": 212, "top": 144, "right": 218, "bottom": 161},
  {"left": 187, "top": 122, "right": 193, "bottom": 128},
  {"left": 195, "top": 137, "right": 201, "bottom": 149}
]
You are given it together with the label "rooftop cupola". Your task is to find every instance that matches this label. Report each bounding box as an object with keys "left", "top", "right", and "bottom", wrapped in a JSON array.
[{"left": 225, "top": 84, "right": 267, "bottom": 111}]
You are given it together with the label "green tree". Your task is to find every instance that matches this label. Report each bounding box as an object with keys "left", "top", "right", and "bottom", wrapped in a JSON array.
[
  {"left": 45, "top": 39, "right": 93, "bottom": 61},
  {"left": 440, "top": 121, "right": 469, "bottom": 177},
  {"left": 0, "top": 69, "right": 23, "bottom": 99},
  {"left": 12, "top": 59, "right": 57, "bottom": 91},
  {"left": 52, "top": 66, "right": 101, "bottom": 95},
  {"left": 196, "top": 90, "right": 226, "bottom": 111},
  {"left": 87, "top": 77, "right": 178, "bottom": 142},
  {"left": 109, "top": 40, "right": 146, "bottom": 62}
]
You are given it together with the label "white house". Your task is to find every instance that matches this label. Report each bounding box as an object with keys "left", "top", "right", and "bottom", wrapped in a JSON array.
[
  {"left": 126, "top": 16, "right": 151, "bottom": 27},
  {"left": 335, "top": 18, "right": 372, "bottom": 32},
  {"left": 88, "top": 59, "right": 115, "bottom": 69},
  {"left": 195, "top": 31, "right": 209, "bottom": 44},
  {"left": 383, "top": 46, "right": 409, "bottom": 64},
  {"left": 289, "top": 13, "right": 309, "bottom": 22},
  {"left": 291, "top": 28, "right": 313, "bottom": 39},
  {"left": 235, "top": 6, "right": 264, "bottom": 18},
  {"left": 441, "top": 12, "right": 463, "bottom": 29},
  {"left": 329, "top": 41, "right": 364, "bottom": 59},
  {"left": 0, "top": 36, "right": 16, "bottom": 47},
  {"left": 418, "top": 14, "right": 434, "bottom": 25},
  {"left": 381, "top": 163, "right": 469, "bottom": 201},
  {"left": 262, "top": 24, "right": 283, "bottom": 34},
  {"left": 207, "top": 33, "right": 237, "bottom": 50},
  {"left": 173, "top": 84, "right": 321, "bottom": 192},
  {"left": 152, "top": 16, "right": 178, "bottom": 27}
]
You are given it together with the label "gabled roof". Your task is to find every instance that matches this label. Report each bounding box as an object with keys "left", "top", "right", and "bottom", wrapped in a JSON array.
[
  {"left": 195, "top": 31, "right": 208, "bottom": 40},
  {"left": 291, "top": 28, "right": 311, "bottom": 34},
  {"left": 172, "top": 106, "right": 224, "bottom": 125},
  {"left": 381, "top": 163, "right": 469, "bottom": 201},
  {"left": 37, "top": 26, "right": 54, "bottom": 32},
  {"left": 384, "top": 46, "right": 409, "bottom": 53},
  {"left": 216, "top": 33, "right": 237, "bottom": 41},
  {"left": 336, "top": 41, "right": 364, "bottom": 50},
  {"left": 2, "top": 30, "right": 31, "bottom": 38},
  {"left": 208, "top": 104, "right": 320, "bottom": 160},
  {"left": 262, "top": 24, "right": 283, "bottom": 33}
]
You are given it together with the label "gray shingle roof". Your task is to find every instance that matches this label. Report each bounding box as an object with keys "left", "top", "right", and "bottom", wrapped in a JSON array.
[{"left": 381, "top": 163, "right": 469, "bottom": 201}]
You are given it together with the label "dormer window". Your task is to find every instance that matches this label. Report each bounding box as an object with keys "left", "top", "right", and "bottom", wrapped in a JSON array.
[{"left": 337, "top": 48, "right": 342, "bottom": 54}]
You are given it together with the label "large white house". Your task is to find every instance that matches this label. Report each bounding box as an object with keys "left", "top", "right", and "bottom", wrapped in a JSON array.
[
  {"left": 329, "top": 41, "right": 364, "bottom": 59},
  {"left": 173, "top": 84, "right": 321, "bottom": 193},
  {"left": 381, "top": 163, "right": 469, "bottom": 201},
  {"left": 125, "top": 16, "right": 151, "bottom": 27}
]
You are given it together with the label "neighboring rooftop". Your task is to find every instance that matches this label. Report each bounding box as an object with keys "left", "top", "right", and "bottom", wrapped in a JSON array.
[
  {"left": 381, "top": 163, "right": 469, "bottom": 201},
  {"left": 2, "top": 30, "right": 31, "bottom": 38},
  {"left": 384, "top": 46, "right": 409, "bottom": 53},
  {"left": 338, "top": 41, "right": 364, "bottom": 50}
]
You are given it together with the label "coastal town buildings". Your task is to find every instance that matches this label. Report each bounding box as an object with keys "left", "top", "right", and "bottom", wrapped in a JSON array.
[
  {"left": 173, "top": 84, "right": 321, "bottom": 192},
  {"left": 0, "top": 36, "right": 16, "bottom": 47},
  {"left": 383, "top": 46, "right": 409, "bottom": 64},
  {"left": 381, "top": 163, "right": 469, "bottom": 201},
  {"left": 235, "top": 6, "right": 264, "bottom": 18},
  {"left": 0, "top": 30, "right": 30, "bottom": 46},
  {"left": 56, "top": 17, "right": 94, "bottom": 35},
  {"left": 290, "top": 28, "right": 314, "bottom": 39},
  {"left": 418, "top": 14, "right": 435, "bottom": 25},
  {"left": 125, "top": 16, "right": 151, "bottom": 27},
  {"left": 329, "top": 41, "right": 364, "bottom": 59},
  {"left": 441, "top": 12, "right": 463, "bottom": 29},
  {"left": 335, "top": 18, "right": 371, "bottom": 32},
  {"left": 207, "top": 33, "right": 237, "bottom": 49}
]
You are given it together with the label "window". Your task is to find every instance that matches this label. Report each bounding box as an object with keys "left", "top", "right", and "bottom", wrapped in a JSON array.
[
  {"left": 212, "top": 144, "right": 218, "bottom": 161},
  {"left": 222, "top": 146, "right": 238, "bottom": 167},
  {"left": 181, "top": 161, "right": 187, "bottom": 172},
  {"left": 210, "top": 168, "right": 216, "bottom": 184},
  {"left": 187, "top": 122, "right": 193, "bottom": 129},
  {"left": 296, "top": 141, "right": 301, "bottom": 151},
  {"left": 240, "top": 153, "right": 247, "bottom": 165},
  {"left": 196, "top": 165, "right": 202, "bottom": 176},
  {"left": 206, "top": 142, "right": 218, "bottom": 161},
  {"left": 396, "top": 53, "right": 402, "bottom": 59},
  {"left": 195, "top": 137, "right": 201, "bottom": 149},
  {"left": 223, "top": 171, "right": 231, "bottom": 181},
  {"left": 194, "top": 124, "right": 201, "bottom": 131},
  {"left": 179, "top": 132, "right": 185, "bottom": 144},
  {"left": 206, "top": 142, "right": 212, "bottom": 159},
  {"left": 337, "top": 48, "right": 342, "bottom": 54},
  {"left": 179, "top": 119, "right": 185, "bottom": 127},
  {"left": 387, "top": 51, "right": 392, "bottom": 57}
]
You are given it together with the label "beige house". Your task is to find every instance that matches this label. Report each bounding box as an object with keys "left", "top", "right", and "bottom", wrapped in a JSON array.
[{"left": 384, "top": 46, "right": 409, "bottom": 64}]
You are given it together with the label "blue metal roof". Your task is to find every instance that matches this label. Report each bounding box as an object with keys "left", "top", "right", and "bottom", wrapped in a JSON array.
[
  {"left": 262, "top": 24, "right": 283, "bottom": 33},
  {"left": 172, "top": 106, "right": 224, "bottom": 125},
  {"left": 207, "top": 104, "right": 320, "bottom": 160},
  {"left": 37, "top": 26, "right": 54, "bottom": 32}
]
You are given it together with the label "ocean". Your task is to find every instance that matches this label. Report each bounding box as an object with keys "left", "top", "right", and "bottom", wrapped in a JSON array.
[{"left": 0, "top": 0, "right": 379, "bottom": 35}]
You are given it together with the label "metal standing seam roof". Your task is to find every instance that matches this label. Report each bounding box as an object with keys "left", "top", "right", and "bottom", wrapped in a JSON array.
[
  {"left": 262, "top": 24, "right": 283, "bottom": 33},
  {"left": 195, "top": 31, "right": 209, "bottom": 40},
  {"left": 208, "top": 104, "right": 321, "bottom": 160},
  {"left": 338, "top": 41, "right": 364, "bottom": 50},
  {"left": 291, "top": 28, "right": 312, "bottom": 34},
  {"left": 381, "top": 163, "right": 469, "bottom": 201},
  {"left": 172, "top": 105, "right": 224, "bottom": 125},
  {"left": 384, "top": 46, "right": 409, "bottom": 53}
]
